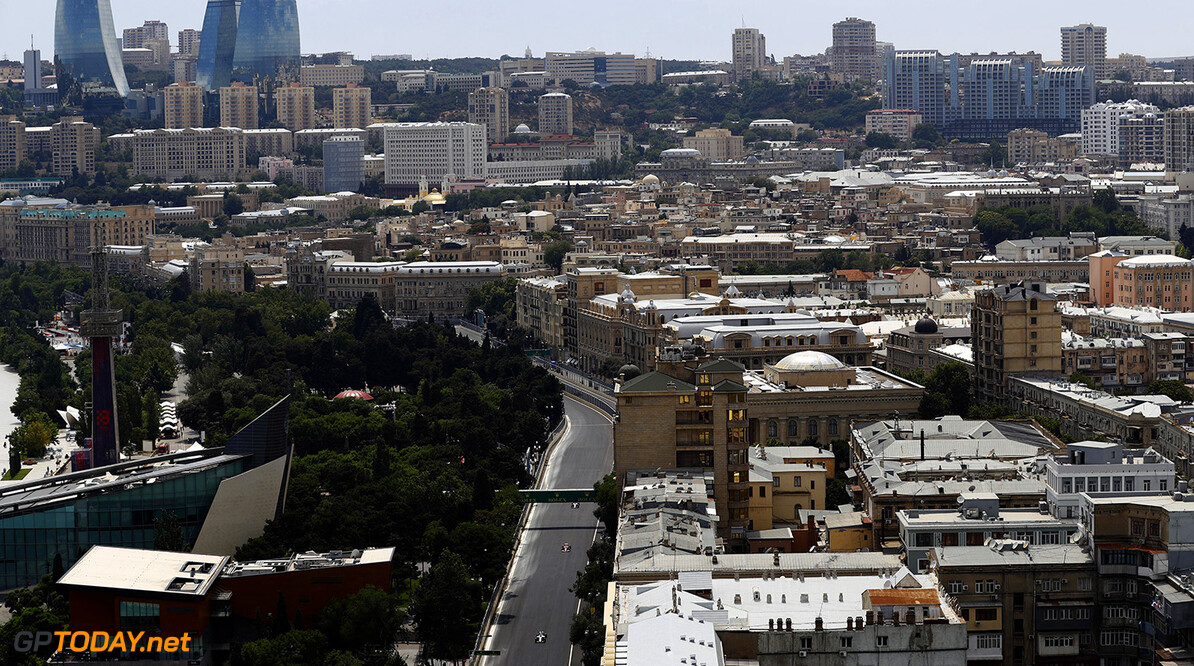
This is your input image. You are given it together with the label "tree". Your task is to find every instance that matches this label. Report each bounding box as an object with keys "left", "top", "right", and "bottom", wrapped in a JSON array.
[
  {"left": 911, "top": 123, "right": 942, "bottom": 149},
  {"left": 918, "top": 362, "right": 973, "bottom": 418},
  {"left": 1069, "top": 372, "right": 1098, "bottom": 390},
  {"left": 411, "top": 550, "right": 479, "bottom": 663},
  {"left": 593, "top": 473, "right": 619, "bottom": 536},
  {"left": 317, "top": 586, "right": 397, "bottom": 652},
  {"left": 153, "top": 511, "right": 187, "bottom": 552},
  {"left": 864, "top": 132, "right": 898, "bottom": 150},
  {"left": 1148, "top": 380, "right": 1193, "bottom": 403},
  {"left": 543, "top": 240, "right": 573, "bottom": 272},
  {"left": 223, "top": 192, "right": 245, "bottom": 217},
  {"left": 9, "top": 411, "right": 58, "bottom": 459}
]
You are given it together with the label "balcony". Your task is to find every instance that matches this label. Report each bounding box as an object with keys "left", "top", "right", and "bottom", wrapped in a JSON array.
[{"left": 966, "top": 634, "right": 1003, "bottom": 661}]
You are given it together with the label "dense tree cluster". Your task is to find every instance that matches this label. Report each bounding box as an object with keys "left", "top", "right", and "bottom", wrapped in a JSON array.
[{"left": 975, "top": 189, "right": 1158, "bottom": 249}]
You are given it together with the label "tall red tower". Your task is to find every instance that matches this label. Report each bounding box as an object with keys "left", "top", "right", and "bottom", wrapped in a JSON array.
[{"left": 81, "top": 247, "right": 122, "bottom": 469}]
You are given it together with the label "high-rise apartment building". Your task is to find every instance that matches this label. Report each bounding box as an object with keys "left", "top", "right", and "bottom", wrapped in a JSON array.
[
  {"left": 545, "top": 51, "right": 636, "bottom": 87},
  {"left": 178, "top": 29, "right": 202, "bottom": 57},
  {"left": 323, "top": 135, "right": 364, "bottom": 193},
  {"left": 731, "top": 28, "right": 767, "bottom": 81},
  {"left": 131, "top": 127, "right": 246, "bottom": 180},
  {"left": 594, "top": 129, "right": 625, "bottom": 162},
  {"left": 0, "top": 116, "right": 27, "bottom": 172},
  {"left": 23, "top": 49, "right": 42, "bottom": 92},
  {"left": 219, "top": 82, "right": 258, "bottom": 129},
  {"left": 468, "top": 87, "right": 509, "bottom": 143},
  {"left": 190, "top": 244, "right": 245, "bottom": 293},
  {"left": 1081, "top": 99, "right": 1160, "bottom": 156},
  {"left": 382, "top": 122, "right": 486, "bottom": 186},
  {"left": 233, "top": 0, "right": 301, "bottom": 80},
  {"left": 1061, "top": 24, "right": 1107, "bottom": 79},
  {"left": 275, "top": 84, "right": 315, "bottom": 131},
  {"left": 537, "top": 92, "right": 573, "bottom": 136},
  {"left": 831, "top": 18, "right": 879, "bottom": 81},
  {"left": 123, "top": 20, "right": 169, "bottom": 49},
  {"left": 164, "top": 82, "right": 205, "bottom": 129},
  {"left": 55, "top": 0, "right": 130, "bottom": 96},
  {"left": 196, "top": 0, "right": 240, "bottom": 91},
  {"left": 1118, "top": 112, "right": 1165, "bottom": 167},
  {"left": 972, "top": 282, "right": 1063, "bottom": 402},
  {"left": 1164, "top": 106, "right": 1194, "bottom": 172},
  {"left": 332, "top": 85, "right": 371, "bottom": 129},
  {"left": 51, "top": 117, "right": 100, "bottom": 176}
]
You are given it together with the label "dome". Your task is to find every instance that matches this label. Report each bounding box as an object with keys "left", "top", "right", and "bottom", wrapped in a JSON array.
[
  {"left": 724, "top": 285, "right": 742, "bottom": 298},
  {"left": 773, "top": 351, "right": 846, "bottom": 372},
  {"left": 620, "top": 287, "right": 637, "bottom": 303},
  {"left": 334, "top": 390, "right": 374, "bottom": 401},
  {"left": 618, "top": 364, "right": 642, "bottom": 380},
  {"left": 641, "top": 174, "right": 660, "bottom": 185},
  {"left": 514, "top": 123, "right": 532, "bottom": 134},
  {"left": 660, "top": 148, "right": 701, "bottom": 157},
  {"left": 914, "top": 317, "right": 939, "bottom": 334}
]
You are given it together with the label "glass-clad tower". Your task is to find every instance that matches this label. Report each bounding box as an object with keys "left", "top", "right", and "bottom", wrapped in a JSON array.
[
  {"left": 233, "top": 0, "right": 301, "bottom": 81},
  {"left": 54, "top": 0, "right": 129, "bottom": 96},
  {"left": 196, "top": 0, "right": 242, "bottom": 91}
]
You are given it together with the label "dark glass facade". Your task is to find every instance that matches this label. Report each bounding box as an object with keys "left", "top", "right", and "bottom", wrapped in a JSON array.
[
  {"left": 196, "top": 0, "right": 242, "bottom": 91},
  {"left": 233, "top": 0, "right": 301, "bottom": 81},
  {"left": 0, "top": 457, "right": 246, "bottom": 590},
  {"left": 54, "top": 0, "right": 129, "bottom": 96}
]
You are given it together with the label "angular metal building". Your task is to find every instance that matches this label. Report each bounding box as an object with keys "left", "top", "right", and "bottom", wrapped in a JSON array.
[
  {"left": 196, "top": 0, "right": 242, "bottom": 91},
  {"left": 54, "top": 0, "right": 129, "bottom": 96},
  {"left": 233, "top": 0, "right": 301, "bottom": 81}
]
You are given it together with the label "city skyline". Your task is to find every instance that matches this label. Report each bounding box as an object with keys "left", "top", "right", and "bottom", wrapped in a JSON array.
[{"left": 6, "top": 0, "right": 1194, "bottom": 65}]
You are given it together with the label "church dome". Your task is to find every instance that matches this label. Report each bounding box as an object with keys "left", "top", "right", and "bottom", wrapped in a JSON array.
[
  {"left": 641, "top": 174, "right": 660, "bottom": 185},
  {"left": 773, "top": 351, "right": 846, "bottom": 372},
  {"left": 514, "top": 123, "right": 532, "bottom": 134},
  {"left": 914, "top": 317, "right": 939, "bottom": 334}
]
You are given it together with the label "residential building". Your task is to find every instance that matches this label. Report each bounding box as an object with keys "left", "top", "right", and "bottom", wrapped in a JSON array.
[
  {"left": 332, "top": 85, "right": 371, "bottom": 129},
  {"left": 55, "top": 0, "right": 130, "bottom": 96},
  {"left": 51, "top": 117, "right": 100, "bottom": 176},
  {"left": 219, "top": 82, "right": 258, "bottom": 129},
  {"left": 545, "top": 50, "right": 636, "bottom": 87},
  {"left": 1, "top": 204, "right": 154, "bottom": 267},
  {"left": 1006, "top": 128, "right": 1081, "bottom": 164},
  {"left": 1062, "top": 333, "right": 1148, "bottom": 390},
  {"left": 190, "top": 243, "right": 245, "bottom": 293},
  {"left": 732, "top": 28, "right": 767, "bottom": 81},
  {"left": 232, "top": 0, "right": 301, "bottom": 81},
  {"left": 595, "top": 129, "right": 625, "bottom": 161},
  {"left": 382, "top": 122, "right": 486, "bottom": 186},
  {"left": 932, "top": 541, "right": 1097, "bottom": 665},
  {"left": 634, "top": 57, "right": 660, "bottom": 84},
  {"left": 132, "top": 127, "right": 247, "bottom": 181},
  {"left": 1090, "top": 252, "right": 1194, "bottom": 310},
  {"left": 298, "top": 64, "right": 364, "bottom": 87},
  {"left": 322, "top": 135, "right": 364, "bottom": 193},
  {"left": 972, "top": 282, "right": 1063, "bottom": 403},
  {"left": 275, "top": 84, "right": 315, "bottom": 131},
  {"left": 682, "top": 128, "right": 745, "bottom": 161},
  {"left": 1081, "top": 99, "right": 1159, "bottom": 156},
  {"left": 23, "top": 47, "right": 43, "bottom": 92},
  {"left": 1045, "top": 441, "right": 1174, "bottom": 519},
  {"left": 178, "top": 28, "right": 201, "bottom": 57},
  {"left": 0, "top": 116, "right": 26, "bottom": 172},
  {"left": 885, "top": 318, "right": 973, "bottom": 375},
  {"left": 123, "top": 20, "right": 168, "bottom": 49},
  {"left": 164, "top": 82, "right": 204, "bottom": 129},
  {"left": 243, "top": 128, "right": 294, "bottom": 157},
  {"left": 1165, "top": 106, "right": 1194, "bottom": 172},
  {"left": 1061, "top": 23, "right": 1108, "bottom": 79},
  {"left": 1012, "top": 376, "right": 1182, "bottom": 447},
  {"left": 1118, "top": 111, "right": 1165, "bottom": 167},
  {"left": 537, "top": 92, "right": 573, "bottom": 136},
  {"left": 468, "top": 87, "right": 509, "bottom": 143},
  {"left": 831, "top": 18, "right": 879, "bottom": 81},
  {"left": 746, "top": 445, "right": 830, "bottom": 532},
  {"left": 995, "top": 233, "right": 1098, "bottom": 262},
  {"left": 614, "top": 354, "right": 922, "bottom": 539},
  {"left": 865, "top": 109, "right": 922, "bottom": 141}
]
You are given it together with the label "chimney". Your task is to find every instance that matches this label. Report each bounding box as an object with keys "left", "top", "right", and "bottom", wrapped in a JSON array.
[{"left": 920, "top": 429, "right": 926, "bottom": 461}]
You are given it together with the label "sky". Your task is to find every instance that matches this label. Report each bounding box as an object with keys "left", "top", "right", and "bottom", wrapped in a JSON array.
[{"left": 3, "top": 0, "right": 1193, "bottom": 64}]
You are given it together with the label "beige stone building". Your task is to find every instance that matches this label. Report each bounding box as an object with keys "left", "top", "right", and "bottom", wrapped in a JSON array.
[
  {"left": 190, "top": 244, "right": 245, "bottom": 293},
  {"left": 275, "top": 84, "right": 316, "bottom": 131},
  {"left": 132, "top": 128, "right": 246, "bottom": 181},
  {"left": 1006, "top": 128, "right": 1080, "bottom": 164},
  {"left": 537, "top": 92, "right": 573, "bottom": 136},
  {"left": 0, "top": 116, "right": 26, "bottom": 172},
  {"left": 746, "top": 445, "right": 832, "bottom": 531},
  {"left": 164, "top": 82, "right": 204, "bottom": 129},
  {"left": 51, "top": 117, "right": 100, "bottom": 176},
  {"left": 468, "top": 87, "right": 509, "bottom": 143},
  {"left": 682, "top": 128, "right": 745, "bottom": 161},
  {"left": 1, "top": 204, "right": 154, "bottom": 267},
  {"left": 973, "top": 282, "right": 1063, "bottom": 402},
  {"left": 516, "top": 276, "right": 567, "bottom": 352},
  {"left": 298, "top": 64, "right": 364, "bottom": 87},
  {"left": 333, "top": 85, "right": 371, "bottom": 129},
  {"left": 731, "top": 28, "right": 766, "bottom": 81},
  {"left": 219, "top": 82, "right": 259, "bottom": 130},
  {"left": 865, "top": 109, "right": 922, "bottom": 141}
]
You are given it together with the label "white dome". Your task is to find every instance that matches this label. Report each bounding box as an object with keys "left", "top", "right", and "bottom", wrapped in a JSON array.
[
  {"left": 641, "top": 174, "right": 660, "bottom": 185},
  {"left": 514, "top": 123, "right": 532, "bottom": 134},
  {"left": 773, "top": 351, "right": 846, "bottom": 372}
]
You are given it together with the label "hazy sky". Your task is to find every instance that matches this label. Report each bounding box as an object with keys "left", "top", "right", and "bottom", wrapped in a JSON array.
[{"left": 3, "top": 0, "right": 1193, "bottom": 64}]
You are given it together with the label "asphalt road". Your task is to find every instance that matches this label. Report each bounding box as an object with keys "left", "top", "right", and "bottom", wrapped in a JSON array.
[{"left": 480, "top": 396, "right": 614, "bottom": 666}]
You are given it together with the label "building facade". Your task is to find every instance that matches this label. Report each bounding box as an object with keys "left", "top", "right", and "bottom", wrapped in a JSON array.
[
  {"left": 468, "top": 87, "right": 509, "bottom": 143},
  {"left": 132, "top": 127, "right": 247, "bottom": 181},
  {"left": 219, "top": 82, "right": 259, "bottom": 129},
  {"left": 54, "top": 0, "right": 130, "bottom": 96},
  {"left": 1061, "top": 23, "right": 1108, "bottom": 79},
  {"left": 275, "top": 84, "right": 315, "bottom": 131},
  {"left": 382, "top": 122, "right": 486, "bottom": 186},
  {"left": 732, "top": 28, "right": 767, "bottom": 81},
  {"left": 831, "top": 18, "right": 879, "bottom": 81},
  {"left": 973, "top": 282, "right": 1063, "bottom": 402},
  {"left": 51, "top": 117, "right": 100, "bottom": 176},
  {"left": 332, "top": 85, "right": 371, "bottom": 129},
  {"left": 232, "top": 0, "right": 301, "bottom": 81},
  {"left": 164, "top": 82, "right": 204, "bottom": 129},
  {"left": 196, "top": 0, "right": 239, "bottom": 91},
  {"left": 537, "top": 92, "right": 573, "bottom": 136},
  {"left": 322, "top": 135, "right": 364, "bottom": 193}
]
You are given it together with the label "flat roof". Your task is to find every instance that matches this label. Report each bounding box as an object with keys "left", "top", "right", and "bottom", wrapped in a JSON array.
[{"left": 59, "top": 546, "right": 228, "bottom": 598}]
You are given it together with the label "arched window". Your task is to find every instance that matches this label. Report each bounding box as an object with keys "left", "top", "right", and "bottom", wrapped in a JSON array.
[
  {"left": 808, "top": 419, "right": 819, "bottom": 437},
  {"left": 767, "top": 421, "right": 778, "bottom": 438},
  {"left": 788, "top": 420, "right": 798, "bottom": 437},
  {"left": 828, "top": 419, "right": 839, "bottom": 436}
]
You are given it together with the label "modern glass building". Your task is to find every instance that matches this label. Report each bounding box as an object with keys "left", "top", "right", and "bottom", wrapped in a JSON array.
[
  {"left": 196, "top": 0, "right": 242, "bottom": 91},
  {"left": 233, "top": 0, "right": 301, "bottom": 81},
  {"left": 54, "top": 0, "right": 129, "bottom": 96},
  {"left": 323, "top": 136, "right": 365, "bottom": 193}
]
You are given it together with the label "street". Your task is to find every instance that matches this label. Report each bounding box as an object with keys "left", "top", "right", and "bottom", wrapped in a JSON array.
[{"left": 479, "top": 396, "right": 614, "bottom": 666}]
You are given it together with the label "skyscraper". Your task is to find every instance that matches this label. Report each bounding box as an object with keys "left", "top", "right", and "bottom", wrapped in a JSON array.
[
  {"left": 197, "top": 0, "right": 241, "bottom": 91},
  {"left": 731, "top": 28, "right": 766, "bottom": 81},
  {"left": 831, "top": 18, "right": 879, "bottom": 81},
  {"left": 234, "top": 0, "right": 301, "bottom": 81},
  {"left": 538, "top": 92, "right": 574, "bottom": 136},
  {"left": 1061, "top": 24, "right": 1107, "bottom": 79},
  {"left": 55, "top": 0, "right": 129, "bottom": 96},
  {"left": 468, "top": 87, "right": 509, "bottom": 143},
  {"left": 23, "top": 48, "right": 42, "bottom": 92},
  {"left": 323, "top": 136, "right": 365, "bottom": 193}
]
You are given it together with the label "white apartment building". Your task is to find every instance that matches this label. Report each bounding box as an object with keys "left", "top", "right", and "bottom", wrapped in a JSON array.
[
  {"left": 1080, "top": 100, "right": 1159, "bottom": 156},
  {"left": 382, "top": 122, "right": 486, "bottom": 186},
  {"left": 483, "top": 158, "right": 593, "bottom": 185},
  {"left": 1061, "top": 24, "right": 1108, "bottom": 79},
  {"left": 731, "top": 28, "right": 767, "bottom": 81},
  {"left": 1045, "top": 441, "right": 1174, "bottom": 519},
  {"left": 865, "top": 109, "right": 923, "bottom": 141},
  {"left": 545, "top": 51, "right": 636, "bottom": 87}
]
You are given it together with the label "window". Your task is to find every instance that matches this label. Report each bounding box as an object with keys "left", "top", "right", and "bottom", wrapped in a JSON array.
[
  {"left": 975, "top": 634, "right": 1002, "bottom": 650},
  {"left": 1078, "top": 578, "right": 1091, "bottom": 592},
  {"left": 840, "top": 636, "right": 852, "bottom": 649},
  {"left": 876, "top": 635, "right": 888, "bottom": 647},
  {"left": 916, "top": 533, "right": 935, "bottom": 548},
  {"left": 773, "top": 477, "right": 780, "bottom": 488},
  {"left": 788, "top": 420, "right": 798, "bottom": 437},
  {"left": 760, "top": 486, "right": 766, "bottom": 498},
  {"left": 807, "top": 419, "right": 818, "bottom": 437},
  {"left": 793, "top": 476, "right": 802, "bottom": 487},
  {"left": 800, "top": 637, "right": 812, "bottom": 649},
  {"left": 119, "top": 601, "right": 161, "bottom": 634},
  {"left": 1100, "top": 630, "right": 1137, "bottom": 647},
  {"left": 1149, "top": 520, "right": 1161, "bottom": 537},
  {"left": 767, "top": 421, "right": 778, "bottom": 438},
  {"left": 1043, "top": 635, "right": 1075, "bottom": 648},
  {"left": 828, "top": 419, "right": 839, "bottom": 436},
  {"left": 948, "top": 580, "right": 964, "bottom": 594},
  {"left": 975, "top": 608, "right": 998, "bottom": 621},
  {"left": 1161, "top": 480, "right": 1169, "bottom": 491},
  {"left": 1132, "top": 519, "right": 1145, "bottom": 536}
]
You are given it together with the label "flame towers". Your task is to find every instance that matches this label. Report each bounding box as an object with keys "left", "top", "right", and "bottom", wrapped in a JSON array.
[
  {"left": 197, "top": 0, "right": 301, "bottom": 91},
  {"left": 54, "top": 0, "right": 129, "bottom": 96}
]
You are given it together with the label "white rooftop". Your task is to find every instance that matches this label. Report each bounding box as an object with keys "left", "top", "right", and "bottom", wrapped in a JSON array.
[{"left": 58, "top": 546, "right": 228, "bottom": 597}]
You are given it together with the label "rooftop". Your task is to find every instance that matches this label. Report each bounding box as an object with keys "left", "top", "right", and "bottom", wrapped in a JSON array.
[{"left": 58, "top": 547, "right": 228, "bottom": 598}]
